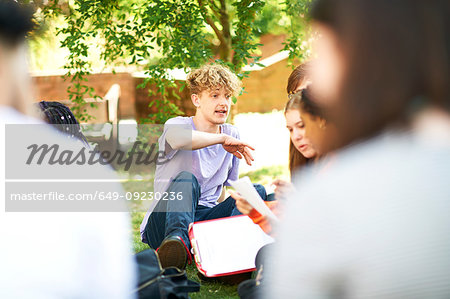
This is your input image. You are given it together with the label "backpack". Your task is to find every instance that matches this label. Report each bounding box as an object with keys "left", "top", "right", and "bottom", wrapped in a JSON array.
[{"left": 134, "top": 249, "right": 200, "bottom": 299}]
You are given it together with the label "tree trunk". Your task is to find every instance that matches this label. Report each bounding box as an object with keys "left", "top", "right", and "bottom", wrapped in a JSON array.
[{"left": 218, "top": 0, "right": 232, "bottom": 62}]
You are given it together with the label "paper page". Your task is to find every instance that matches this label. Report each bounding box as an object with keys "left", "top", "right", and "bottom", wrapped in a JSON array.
[
  {"left": 229, "top": 176, "right": 279, "bottom": 222},
  {"left": 192, "top": 216, "right": 274, "bottom": 276}
]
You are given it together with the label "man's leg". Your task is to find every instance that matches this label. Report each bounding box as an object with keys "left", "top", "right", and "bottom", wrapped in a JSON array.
[
  {"left": 143, "top": 171, "right": 200, "bottom": 269},
  {"left": 195, "top": 197, "right": 236, "bottom": 221},
  {"left": 145, "top": 171, "right": 200, "bottom": 248},
  {"left": 163, "top": 172, "right": 200, "bottom": 248},
  {"left": 145, "top": 207, "right": 166, "bottom": 250}
]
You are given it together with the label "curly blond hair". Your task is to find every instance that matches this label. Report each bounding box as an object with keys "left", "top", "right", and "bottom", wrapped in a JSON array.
[{"left": 186, "top": 64, "right": 242, "bottom": 98}]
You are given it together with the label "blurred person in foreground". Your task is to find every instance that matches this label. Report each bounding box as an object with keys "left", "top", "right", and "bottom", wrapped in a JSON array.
[
  {"left": 268, "top": 0, "right": 450, "bottom": 298},
  {"left": 0, "top": 1, "right": 135, "bottom": 298}
]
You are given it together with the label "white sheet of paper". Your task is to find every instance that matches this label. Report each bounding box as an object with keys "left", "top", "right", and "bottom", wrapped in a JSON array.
[
  {"left": 192, "top": 216, "right": 274, "bottom": 276},
  {"left": 229, "top": 176, "right": 279, "bottom": 222}
]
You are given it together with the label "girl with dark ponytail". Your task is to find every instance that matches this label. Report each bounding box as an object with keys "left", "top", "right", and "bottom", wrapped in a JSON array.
[{"left": 37, "top": 101, "right": 89, "bottom": 146}]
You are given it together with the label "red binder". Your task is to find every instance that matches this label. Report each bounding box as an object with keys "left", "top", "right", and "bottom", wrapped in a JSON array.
[{"left": 188, "top": 215, "right": 274, "bottom": 277}]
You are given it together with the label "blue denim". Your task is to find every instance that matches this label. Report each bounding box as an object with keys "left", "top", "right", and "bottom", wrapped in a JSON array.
[{"left": 144, "top": 171, "right": 268, "bottom": 250}]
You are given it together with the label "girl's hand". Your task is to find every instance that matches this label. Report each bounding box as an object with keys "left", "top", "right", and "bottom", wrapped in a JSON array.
[
  {"left": 272, "top": 179, "right": 294, "bottom": 200},
  {"left": 229, "top": 190, "right": 253, "bottom": 215}
]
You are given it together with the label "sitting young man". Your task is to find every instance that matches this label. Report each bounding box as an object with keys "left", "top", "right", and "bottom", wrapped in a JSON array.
[{"left": 140, "top": 64, "right": 266, "bottom": 269}]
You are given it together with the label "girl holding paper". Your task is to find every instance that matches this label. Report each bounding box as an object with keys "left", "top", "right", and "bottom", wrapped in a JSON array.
[{"left": 231, "top": 85, "right": 335, "bottom": 234}]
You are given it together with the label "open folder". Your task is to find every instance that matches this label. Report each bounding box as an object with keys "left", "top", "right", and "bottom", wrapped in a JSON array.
[{"left": 188, "top": 215, "right": 274, "bottom": 277}]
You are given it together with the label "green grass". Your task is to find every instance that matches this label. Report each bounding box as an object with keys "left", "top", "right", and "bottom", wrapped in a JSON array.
[
  {"left": 240, "top": 164, "right": 289, "bottom": 186},
  {"left": 122, "top": 164, "right": 286, "bottom": 298}
]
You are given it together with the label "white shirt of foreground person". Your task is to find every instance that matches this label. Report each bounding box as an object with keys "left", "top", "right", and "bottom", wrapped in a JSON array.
[
  {"left": 267, "top": 109, "right": 450, "bottom": 298},
  {"left": 0, "top": 106, "right": 136, "bottom": 299}
]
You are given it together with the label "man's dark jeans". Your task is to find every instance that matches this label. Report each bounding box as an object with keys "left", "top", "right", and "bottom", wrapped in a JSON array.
[{"left": 143, "top": 171, "right": 268, "bottom": 250}]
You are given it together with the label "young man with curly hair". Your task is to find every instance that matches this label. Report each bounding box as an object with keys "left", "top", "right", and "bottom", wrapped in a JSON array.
[{"left": 140, "top": 64, "right": 266, "bottom": 269}]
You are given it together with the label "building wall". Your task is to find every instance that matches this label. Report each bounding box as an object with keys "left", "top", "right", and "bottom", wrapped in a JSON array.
[
  {"left": 32, "top": 72, "right": 136, "bottom": 120},
  {"left": 238, "top": 59, "right": 295, "bottom": 113}
]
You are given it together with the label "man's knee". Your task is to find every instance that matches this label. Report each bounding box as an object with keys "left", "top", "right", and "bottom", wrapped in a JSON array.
[
  {"left": 167, "top": 171, "right": 201, "bottom": 209},
  {"left": 172, "top": 171, "right": 201, "bottom": 195},
  {"left": 174, "top": 171, "right": 197, "bottom": 183}
]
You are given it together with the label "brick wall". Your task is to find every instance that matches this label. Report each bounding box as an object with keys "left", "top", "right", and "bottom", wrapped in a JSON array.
[
  {"left": 238, "top": 59, "right": 295, "bottom": 113},
  {"left": 32, "top": 72, "right": 136, "bottom": 120}
]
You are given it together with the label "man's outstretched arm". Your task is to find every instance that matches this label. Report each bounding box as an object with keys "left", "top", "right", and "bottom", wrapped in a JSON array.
[{"left": 166, "top": 128, "right": 254, "bottom": 165}]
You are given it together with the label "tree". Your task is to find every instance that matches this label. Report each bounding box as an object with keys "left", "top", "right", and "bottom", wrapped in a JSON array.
[{"left": 25, "top": 0, "right": 312, "bottom": 123}]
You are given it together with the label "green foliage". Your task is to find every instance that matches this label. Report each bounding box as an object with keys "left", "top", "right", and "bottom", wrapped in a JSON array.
[
  {"left": 282, "top": 0, "right": 314, "bottom": 64},
  {"left": 29, "top": 0, "right": 312, "bottom": 122},
  {"left": 230, "top": 0, "right": 265, "bottom": 71},
  {"left": 251, "top": 0, "right": 286, "bottom": 37}
]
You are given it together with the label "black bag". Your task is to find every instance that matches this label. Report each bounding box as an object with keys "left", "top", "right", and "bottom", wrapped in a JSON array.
[{"left": 134, "top": 249, "right": 200, "bottom": 299}]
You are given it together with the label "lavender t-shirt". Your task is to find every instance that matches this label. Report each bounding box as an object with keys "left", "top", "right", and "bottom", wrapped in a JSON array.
[{"left": 140, "top": 116, "right": 240, "bottom": 239}]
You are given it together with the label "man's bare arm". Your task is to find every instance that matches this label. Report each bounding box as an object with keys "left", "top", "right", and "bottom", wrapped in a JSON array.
[
  {"left": 166, "top": 128, "right": 255, "bottom": 165},
  {"left": 166, "top": 128, "right": 225, "bottom": 150}
]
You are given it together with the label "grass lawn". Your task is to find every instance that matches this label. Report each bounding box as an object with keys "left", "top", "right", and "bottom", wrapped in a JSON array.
[{"left": 124, "top": 164, "right": 288, "bottom": 298}]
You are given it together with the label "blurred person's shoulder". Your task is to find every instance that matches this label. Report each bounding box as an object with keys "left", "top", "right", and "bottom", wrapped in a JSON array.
[
  {"left": 0, "top": 106, "right": 42, "bottom": 124},
  {"left": 293, "top": 127, "right": 450, "bottom": 203},
  {"left": 1, "top": 105, "right": 123, "bottom": 188}
]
